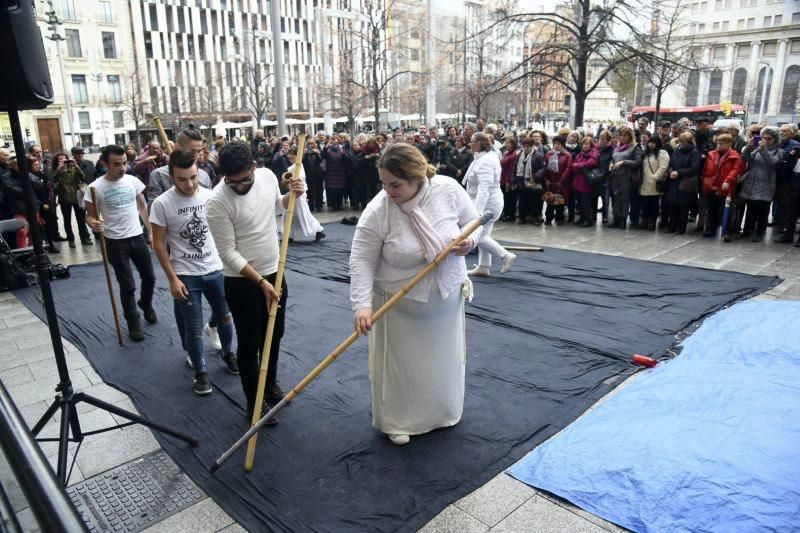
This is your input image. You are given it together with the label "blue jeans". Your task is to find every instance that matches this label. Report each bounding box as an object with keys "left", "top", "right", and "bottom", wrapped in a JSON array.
[{"left": 174, "top": 271, "right": 233, "bottom": 372}]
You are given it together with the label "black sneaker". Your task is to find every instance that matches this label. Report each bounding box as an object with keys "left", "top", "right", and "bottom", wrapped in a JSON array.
[
  {"left": 81, "top": 238, "right": 93, "bottom": 246},
  {"left": 193, "top": 372, "right": 212, "bottom": 395},
  {"left": 222, "top": 352, "right": 239, "bottom": 375},
  {"left": 137, "top": 300, "right": 158, "bottom": 324},
  {"left": 246, "top": 401, "right": 279, "bottom": 425},
  {"left": 315, "top": 231, "right": 326, "bottom": 241},
  {"left": 127, "top": 317, "right": 145, "bottom": 342},
  {"left": 266, "top": 382, "right": 285, "bottom": 403}
]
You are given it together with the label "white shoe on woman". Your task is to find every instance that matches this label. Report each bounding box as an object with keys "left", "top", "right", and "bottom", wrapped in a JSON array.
[
  {"left": 501, "top": 253, "right": 516, "bottom": 273},
  {"left": 389, "top": 434, "right": 410, "bottom": 446},
  {"left": 466, "top": 265, "right": 491, "bottom": 277}
]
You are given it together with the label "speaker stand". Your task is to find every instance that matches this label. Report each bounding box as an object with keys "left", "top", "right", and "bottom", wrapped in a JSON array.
[{"left": 6, "top": 109, "right": 198, "bottom": 486}]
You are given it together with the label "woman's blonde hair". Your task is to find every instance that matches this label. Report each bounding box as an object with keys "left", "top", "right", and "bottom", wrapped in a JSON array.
[
  {"left": 617, "top": 127, "right": 634, "bottom": 144},
  {"left": 378, "top": 142, "right": 436, "bottom": 183},
  {"left": 471, "top": 132, "right": 493, "bottom": 152},
  {"left": 678, "top": 131, "right": 695, "bottom": 144},
  {"left": 716, "top": 133, "right": 733, "bottom": 145}
]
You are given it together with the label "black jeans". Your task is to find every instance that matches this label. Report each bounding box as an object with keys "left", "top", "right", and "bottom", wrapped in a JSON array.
[
  {"left": 577, "top": 191, "right": 593, "bottom": 223},
  {"left": 326, "top": 187, "right": 345, "bottom": 210},
  {"left": 225, "top": 273, "right": 287, "bottom": 413},
  {"left": 517, "top": 188, "right": 542, "bottom": 220},
  {"left": 502, "top": 186, "right": 518, "bottom": 220},
  {"left": 640, "top": 196, "right": 660, "bottom": 222},
  {"left": 105, "top": 234, "right": 156, "bottom": 321},
  {"left": 743, "top": 200, "right": 770, "bottom": 237},
  {"left": 307, "top": 178, "right": 324, "bottom": 210},
  {"left": 703, "top": 193, "right": 723, "bottom": 235},
  {"left": 60, "top": 203, "right": 89, "bottom": 242},
  {"left": 545, "top": 204, "right": 565, "bottom": 223},
  {"left": 669, "top": 202, "right": 690, "bottom": 233}
]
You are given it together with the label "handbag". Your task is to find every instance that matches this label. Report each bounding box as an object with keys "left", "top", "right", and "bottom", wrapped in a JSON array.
[
  {"left": 648, "top": 158, "right": 667, "bottom": 193},
  {"left": 585, "top": 167, "right": 605, "bottom": 186}
]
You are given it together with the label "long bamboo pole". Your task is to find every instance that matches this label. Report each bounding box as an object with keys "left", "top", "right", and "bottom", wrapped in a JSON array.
[
  {"left": 153, "top": 117, "right": 173, "bottom": 155},
  {"left": 210, "top": 210, "right": 494, "bottom": 473},
  {"left": 90, "top": 188, "right": 124, "bottom": 346},
  {"left": 243, "top": 134, "right": 307, "bottom": 471},
  {"left": 503, "top": 245, "right": 543, "bottom": 252}
]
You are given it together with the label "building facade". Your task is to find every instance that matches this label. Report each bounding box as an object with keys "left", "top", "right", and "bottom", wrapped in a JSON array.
[{"left": 659, "top": 0, "right": 800, "bottom": 124}]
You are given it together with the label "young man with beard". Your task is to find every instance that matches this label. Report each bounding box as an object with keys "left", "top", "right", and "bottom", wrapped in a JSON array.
[
  {"left": 206, "top": 142, "right": 304, "bottom": 420},
  {"left": 150, "top": 149, "right": 238, "bottom": 395},
  {"left": 86, "top": 145, "right": 155, "bottom": 342}
]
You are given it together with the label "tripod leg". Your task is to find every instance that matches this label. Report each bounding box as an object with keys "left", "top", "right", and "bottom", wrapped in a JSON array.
[
  {"left": 76, "top": 393, "right": 198, "bottom": 447},
  {"left": 30, "top": 398, "right": 61, "bottom": 436},
  {"left": 56, "top": 401, "right": 72, "bottom": 485}
]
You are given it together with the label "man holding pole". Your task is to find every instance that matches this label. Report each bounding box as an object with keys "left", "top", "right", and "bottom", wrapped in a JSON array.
[
  {"left": 206, "top": 141, "right": 304, "bottom": 420},
  {"left": 86, "top": 145, "right": 156, "bottom": 342}
]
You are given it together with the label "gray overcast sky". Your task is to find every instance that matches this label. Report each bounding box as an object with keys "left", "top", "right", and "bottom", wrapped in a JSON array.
[{"left": 436, "top": 0, "right": 557, "bottom": 15}]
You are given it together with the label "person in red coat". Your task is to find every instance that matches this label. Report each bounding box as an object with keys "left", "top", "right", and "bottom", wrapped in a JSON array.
[
  {"left": 543, "top": 136, "right": 573, "bottom": 225},
  {"left": 701, "top": 133, "right": 743, "bottom": 238},
  {"left": 567, "top": 138, "right": 599, "bottom": 227},
  {"left": 500, "top": 136, "right": 521, "bottom": 221}
]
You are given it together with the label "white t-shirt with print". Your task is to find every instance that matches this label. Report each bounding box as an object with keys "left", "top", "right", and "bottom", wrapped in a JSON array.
[
  {"left": 85, "top": 175, "right": 145, "bottom": 240},
  {"left": 149, "top": 187, "right": 222, "bottom": 276}
]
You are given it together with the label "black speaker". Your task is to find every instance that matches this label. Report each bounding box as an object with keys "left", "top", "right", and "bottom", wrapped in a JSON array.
[{"left": 0, "top": 0, "right": 54, "bottom": 111}]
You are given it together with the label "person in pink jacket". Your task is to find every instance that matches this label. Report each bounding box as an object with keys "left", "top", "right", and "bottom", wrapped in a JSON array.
[{"left": 567, "top": 138, "right": 599, "bottom": 227}]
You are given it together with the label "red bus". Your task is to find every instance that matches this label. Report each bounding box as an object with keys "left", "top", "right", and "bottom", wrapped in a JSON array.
[{"left": 629, "top": 104, "right": 747, "bottom": 124}]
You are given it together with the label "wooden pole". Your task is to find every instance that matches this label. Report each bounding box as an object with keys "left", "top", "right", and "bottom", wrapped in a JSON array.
[
  {"left": 243, "top": 134, "right": 307, "bottom": 471},
  {"left": 153, "top": 117, "right": 173, "bottom": 155},
  {"left": 503, "top": 245, "right": 543, "bottom": 252},
  {"left": 210, "top": 211, "right": 494, "bottom": 473},
  {"left": 90, "top": 188, "right": 124, "bottom": 347}
]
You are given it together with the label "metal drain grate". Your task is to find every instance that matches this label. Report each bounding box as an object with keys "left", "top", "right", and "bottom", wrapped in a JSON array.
[{"left": 66, "top": 450, "right": 204, "bottom": 532}]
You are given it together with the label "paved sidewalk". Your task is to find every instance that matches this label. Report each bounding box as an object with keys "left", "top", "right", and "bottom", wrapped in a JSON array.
[{"left": 2, "top": 209, "right": 797, "bottom": 532}]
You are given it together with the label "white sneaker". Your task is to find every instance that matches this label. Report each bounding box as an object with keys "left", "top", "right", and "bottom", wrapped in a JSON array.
[
  {"left": 466, "top": 264, "right": 491, "bottom": 277},
  {"left": 501, "top": 253, "right": 517, "bottom": 274},
  {"left": 389, "top": 434, "right": 410, "bottom": 446},
  {"left": 204, "top": 323, "right": 222, "bottom": 351},
  {"left": 186, "top": 354, "right": 194, "bottom": 369}
]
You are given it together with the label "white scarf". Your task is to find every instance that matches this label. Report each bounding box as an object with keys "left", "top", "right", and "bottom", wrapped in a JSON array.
[
  {"left": 547, "top": 150, "right": 561, "bottom": 173},
  {"left": 398, "top": 179, "right": 448, "bottom": 264},
  {"left": 516, "top": 150, "right": 533, "bottom": 178}
]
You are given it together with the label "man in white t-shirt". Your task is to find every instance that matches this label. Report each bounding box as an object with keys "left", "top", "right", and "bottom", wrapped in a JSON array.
[
  {"left": 207, "top": 141, "right": 304, "bottom": 421},
  {"left": 86, "top": 145, "right": 155, "bottom": 342},
  {"left": 150, "top": 149, "right": 238, "bottom": 395}
]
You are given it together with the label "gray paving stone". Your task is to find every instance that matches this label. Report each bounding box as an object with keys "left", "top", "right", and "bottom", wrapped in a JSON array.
[
  {"left": 75, "top": 424, "right": 161, "bottom": 478},
  {"left": 6, "top": 371, "right": 92, "bottom": 408},
  {"left": 0, "top": 344, "right": 59, "bottom": 373},
  {"left": 0, "top": 311, "right": 40, "bottom": 329},
  {"left": 15, "top": 507, "right": 40, "bottom": 533},
  {"left": 537, "top": 491, "right": 625, "bottom": 532},
  {"left": 80, "top": 365, "right": 104, "bottom": 386},
  {"left": 26, "top": 351, "right": 91, "bottom": 379},
  {"left": 455, "top": 473, "right": 536, "bottom": 526},
  {"left": 142, "top": 497, "right": 234, "bottom": 533},
  {"left": 0, "top": 365, "right": 35, "bottom": 387},
  {"left": 420, "top": 504, "right": 490, "bottom": 533},
  {"left": 491, "top": 495, "right": 608, "bottom": 533},
  {"left": 15, "top": 332, "right": 57, "bottom": 351},
  {"left": 0, "top": 451, "right": 28, "bottom": 512},
  {"left": 216, "top": 524, "right": 247, "bottom": 533}
]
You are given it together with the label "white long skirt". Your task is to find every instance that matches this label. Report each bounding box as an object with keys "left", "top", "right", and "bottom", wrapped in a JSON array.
[
  {"left": 369, "top": 284, "right": 467, "bottom": 436},
  {"left": 280, "top": 192, "right": 324, "bottom": 242}
]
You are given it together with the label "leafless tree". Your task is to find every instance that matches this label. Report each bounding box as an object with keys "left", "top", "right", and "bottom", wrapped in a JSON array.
[
  {"left": 120, "top": 61, "right": 148, "bottom": 148},
  {"left": 318, "top": 46, "right": 370, "bottom": 136},
  {"left": 237, "top": 25, "right": 273, "bottom": 130}
]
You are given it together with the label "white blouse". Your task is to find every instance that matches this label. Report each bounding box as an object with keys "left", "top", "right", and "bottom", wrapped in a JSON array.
[
  {"left": 462, "top": 150, "right": 503, "bottom": 214},
  {"left": 349, "top": 175, "right": 481, "bottom": 310}
]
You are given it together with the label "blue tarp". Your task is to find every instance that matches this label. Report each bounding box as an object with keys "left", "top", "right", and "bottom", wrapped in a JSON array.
[{"left": 508, "top": 301, "right": 800, "bottom": 533}]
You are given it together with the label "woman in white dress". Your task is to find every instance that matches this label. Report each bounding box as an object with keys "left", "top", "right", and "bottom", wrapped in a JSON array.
[
  {"left": 462, "top": 132, "right": 516, "bottom": 276},
  {"left": 350, "top": 143, "right": 481, "bottom": 446}
]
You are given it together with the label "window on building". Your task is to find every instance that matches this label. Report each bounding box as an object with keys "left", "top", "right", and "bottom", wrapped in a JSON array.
[
  {"left": 177, "top": 38, "right": 185, "bottom": 59},
  {"left": 737, "top": 43, "right": 750, "bottom": 57},
  {"left": 764, "top": 16, "right": 772, "bottom": 25},
  {"left": 200, "top": 12, "right": 208, "bottom": 33},
  {"left": 737, "top": 19, "right": 745, "bottom": 29},
  {"left": 150, "top": 87, "right": 159, "bottom": 114},
  {"left": 793, "top": 12, "right": 800, "bottom": 24},
  {"left": 792, "top": 40, "right": 800, "bottom": 54},
  {"left": 107, "top": 75, "right": 122, "bottom": 102},
  {"left": 722, "top": 20, "right": 730, "bottom": 30},
  {"left": 188, "top": 38, "right": 195, "bottom": 59},
  {"left": 762, "top": 42, "right": 777, "bottom": 55},
  {"left": 725, "top": 0, "right": 731, "bottom": 7},
  {"left": 411, "top": 49, "right": 420, "bottom": 61},
  {"left": 149, "top": 4, "right": 158, "bottom": 30},
  {"left": 166, "top": 8, "right": 174, "bottom": 32},
  {"left": 713, "top": 22, "right": 720, "bottom": 31},
  {"left": 220, "top": 37, "right": 227, "bottom": 60},
  {"left": 102, "top": 32, "right": 117, "bottom": 59},
  {"left": 226, "top": 63, "right": 233, "bottom": 86},
  {"left": 178, "top": 9, "right": 186, "bottom": 32},
  {"left": 780, "top": 65, "right": 800, "bottom": 113},
  {"left": 731, "top": 69, "right": 747, "bottom": 103},
  {"left": 701, "top": 1, "right": 708, "bottom": 9},
  {"left": 686, "top": 70, "right": 700, "bottom": 106},
  {"left": 754, "top": 66, "right": 773, "bottom": 112},
  {"left": 65, "top": 29, "right": 82, "bottom": 57},
  {"left": 715, "top": 0, "right": 723, "bottom": 8},
  {"left": 78, "top": 111, "right": 91, "bottom": 129},
  {"left": 145, "top": 33, "right": 153, "bottom": 58},
  {"left": 708, "top": 69, "right": 723, "bottom": 103},
  {"left": 747, "top": 18, "right": 755, "bottom": 28},
  {"left": 72, "top": 75, "right": 88, "bottom": 103},
  {"left": 113, "top": 111, "right": 124, "bottom": 128},
  {"left": 114, "top": 134, "right": 126, "bottom": 146},
  {"left": 773, "top": 14, "right": 782, "bottom": 24},
  {"left": 199, "top": 36, "right": 206, "bottom": 60},
  {"left": 698, "top": 23, "right": 706, "bottom": 31},
  {"left": 713, "top": 46, "right": 726, "bottom": 59},
  {"left": 99, "top": 0, "right": 112, "bottom": 22},
  {"left": 61, "top": 0, "right": 77, "bottom": 20}
]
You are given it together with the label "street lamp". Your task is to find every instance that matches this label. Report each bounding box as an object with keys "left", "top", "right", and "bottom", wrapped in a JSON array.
[
  {"left": 45, "top": 6, "right": 78, "bottom": 149},
  {"left": 89, "top": 72, "right": 108, "bottom": 146},
  {"left": 756, "top": 60, "right": 771, "bottom": 124}
]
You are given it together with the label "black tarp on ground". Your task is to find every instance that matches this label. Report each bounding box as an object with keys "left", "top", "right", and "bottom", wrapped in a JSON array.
[{"left": 14, "top": 224, "right": 779, "bottom": 532}]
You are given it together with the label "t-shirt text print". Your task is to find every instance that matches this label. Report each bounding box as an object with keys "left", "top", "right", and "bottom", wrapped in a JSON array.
[{"left": 150, "top": 187, "right": 223, "bottom": 276}]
